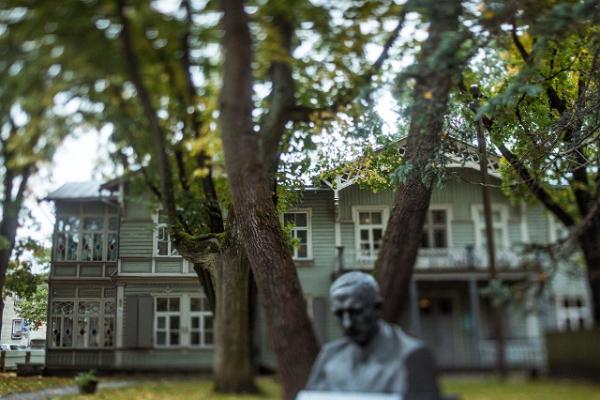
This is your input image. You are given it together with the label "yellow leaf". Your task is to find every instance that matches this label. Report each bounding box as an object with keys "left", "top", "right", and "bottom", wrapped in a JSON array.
[{"left": 423, "top": 91, "right": 433, "bottom": 100}]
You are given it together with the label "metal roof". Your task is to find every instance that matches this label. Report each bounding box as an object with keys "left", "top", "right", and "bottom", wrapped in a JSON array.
[{"left": 46, "top": 181, "right": 117, "bottom": 201}]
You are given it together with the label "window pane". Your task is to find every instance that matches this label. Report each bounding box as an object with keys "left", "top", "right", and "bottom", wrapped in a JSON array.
[
  {"left": 283, "top": 213, "right": 295, "bottom": 225},
  {"left": 104, "top": 317, "right": 114, "bottom": 347},
  {"left": 170, "top": 316, "right": 180, "bottom": 330},
  {"left": 359, "top": 212, "right": 370, "bottom": 224},
  {"left": 360, "top": 230, "right": 369, "bottom": 241},
  {"left": 296, "top": 230, "right": 308, "bottom": 244},
  {"left": 62, "top": 317, "right": 73, "bottom": 347},
  {"left": 55, "top": 234, "right": 66, "bottom": 261},
  {"left": 191, "top": 332, "right": 200, "bottom": 346},
  {"left": 156, "top": 298, "right": 168, "bottom": 312},
  {"left": 432, "top": 210, "right": 446, "bottom": 224},
  {"left": 169, "top": 298, "right": 180, "bottom": 312},
  {"left": 107, "top": 233, "right": 118, "bottom": 261},
  {"left": 433, "top": 229, "right": 447, "bottom": 248},
  {"left": 371, "top": 212, "right": 382, "bottom": 225},
  {"left": 67, "top": 233, "right": 79, "bottom": 260},
  {"left": 191, "top": 316, "right": 200, "bottom": 329},
  {"left": 205, "top": 331, "right": 213, "bottom": 345},
  {"left": 84, "top": 217, "right": 103, "bottom": 231},
  {"left": 297, "top": 245, "right": 308, "bottom": 258},
  {"left": 295, "top": 213, "right": 307, "bottom": 227},
  {"left": 157, "top": 316, "right": 166, "bottom": 329},
  {"left": 156, "top": 331, "right": 166, "bottom": 345},
  {"left": 93, "top": 233, "right": 103, "bottom": 261},
  {"left": 169, "top": 332, "right": 179, "bottom": 345},
  {"left": 373, "top": 229, "right": 382, "bottom": 241},
  {"left": 82, "top": 234, "right": 93, "bottom": 261},
  {"left": 204, "top": 315, "right": 213, "bottom": 331},
  {"left": 158, "top": 241, "right": 168, "bottom": 256},
  {"left": 190, "top": 298, "right": 202, "bottom": 312}
]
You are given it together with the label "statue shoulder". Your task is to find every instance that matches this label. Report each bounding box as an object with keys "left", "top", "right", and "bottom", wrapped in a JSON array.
[
  {"left": 388, "top": 322, "right": 430, "bottom": 355},
  {"left": 319, "top": 337, "right": 350, "bottom": 357}
]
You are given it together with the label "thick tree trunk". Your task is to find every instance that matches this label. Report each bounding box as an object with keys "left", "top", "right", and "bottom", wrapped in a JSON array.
[
  {"left": 214, "top": 240, "right": 257, "bottom": 393},
  {"left": 219, "top": 1, "right": 319, "bottom": 398},
  {"left": 375, "top": 0, "right": 462, "bottom": 323},
  {"left": 0, "top": 205, "right": 20, "bottom": 335},
  {"left": 578, "top": 218, "right": 600, "bottom": 325}
]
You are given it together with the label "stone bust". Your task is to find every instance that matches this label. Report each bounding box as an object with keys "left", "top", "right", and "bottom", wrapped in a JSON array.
[{"left": 305, "top": 272, "right": 441, "bottom": 400}]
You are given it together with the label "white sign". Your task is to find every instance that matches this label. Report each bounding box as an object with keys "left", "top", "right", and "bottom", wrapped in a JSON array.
[{"left": 296, "top": 391, "right": 401, "bottom": 400}]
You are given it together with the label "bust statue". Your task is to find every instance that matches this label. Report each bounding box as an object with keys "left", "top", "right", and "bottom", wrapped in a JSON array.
[{"left": 305, "top": 272, "right": 441, "bottom": 400}]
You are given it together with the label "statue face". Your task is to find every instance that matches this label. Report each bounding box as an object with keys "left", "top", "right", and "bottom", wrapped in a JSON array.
[{"left": 331, "top": 288, "right": 380, "bottom": 347}]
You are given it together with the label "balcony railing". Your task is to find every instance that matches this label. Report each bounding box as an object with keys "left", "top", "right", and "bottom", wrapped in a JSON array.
[
  {"left": 335, "top": 246, "right": 537, "bottom": 271},
  {"left": 479, "top": 338, "right": 545, "bottom": 367}
]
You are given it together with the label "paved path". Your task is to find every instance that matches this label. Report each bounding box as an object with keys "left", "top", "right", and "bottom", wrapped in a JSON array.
[{"left": 1, "top": 381, "right": 133, "bottom": 400}]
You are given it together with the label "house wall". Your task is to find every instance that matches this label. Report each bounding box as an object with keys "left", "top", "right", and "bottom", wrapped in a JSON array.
[
  {"left": 1, "top": 295, "right": 46, "bottom": 346},
  {"left": 46, "top": 168, "right": 592, "bottom": 371}
]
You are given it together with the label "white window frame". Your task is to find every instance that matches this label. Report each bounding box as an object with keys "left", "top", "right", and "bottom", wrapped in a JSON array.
[
  {"left": 555, "top": 295, "right": 593, "bottom": 331},
  {"left": 420, "top": 205, "right": 453, "bottom": 252},
  {"left": 153, "top": 213, "right": 180, "bottom": 258},
  {"left": 152, "top": 293, "right": 213, "bottom": 349},
  {"left": 49, "top": 294, "right": 115, "bottom": 349},
  {"left": 353, "top": 206, "right": 389, "bottom": 260},
  {"left": 11, "top": 319, "right": 23, "bottom": 340},
  {"left": 154, "top": 296, "right": 182, "bottom": 348},
  {"left": 280, "top": 209, "right": 313, "bottom": 260},
  {"left": 471, "top": 204, "right": 510, "bottom": 250}
]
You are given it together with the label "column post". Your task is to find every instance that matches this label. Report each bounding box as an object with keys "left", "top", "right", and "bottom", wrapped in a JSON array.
[{"left": 468, "top": 277, "right": 482, "bottom": 365}]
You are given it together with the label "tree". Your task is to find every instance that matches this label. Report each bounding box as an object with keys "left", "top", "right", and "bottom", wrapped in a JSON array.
[
  {"left": 219, "top": 0, "right": 408, "bottom": 397},
  {"left": 0, "top": 10, "right": 72, "bottom": 335},
  {"left": 374, "top": 0, "right": 466, "bottom": 322},
  {"left": 463, "top": 0, "right": 600, "bottom": 324}
]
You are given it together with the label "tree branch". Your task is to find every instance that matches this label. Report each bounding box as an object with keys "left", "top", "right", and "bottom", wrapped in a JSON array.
[
  {"left": 117, "top": 0, "right": 180, "bottom": 229},
  {"left": 290, "top": 11, "right": 407, "bottom": 123}
]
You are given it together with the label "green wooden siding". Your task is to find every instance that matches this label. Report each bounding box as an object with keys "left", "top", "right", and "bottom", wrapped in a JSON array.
[
  {"left": 119, "top": 220, "right": 154, "bottom": 257},
  {"left": 156, "top": 259, "right": 183, "bottom": 273}
]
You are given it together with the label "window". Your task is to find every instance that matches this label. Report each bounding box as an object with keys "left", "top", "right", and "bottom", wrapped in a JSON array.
[
  {"left": 155, "top": 213, "right": 179, "bottom": 256},
  {"left": 354, "top": 207, "right": 388, "bottom": 259},
  {"left": 472, "top": 205, "right": 509, "bottom": 250},
  {"left": 55, "top": 216, "right": 80, "bottom": 261},
  {"left": 54, "top": 214, "right": 118, "bottom": 262},
  {"left": 190, "top": 297, "right": 213, "bottom": 347},
  {"left": 421, "top": 209, "right": 450, "bottom": 249},
  {"left": 11, "top": 319, "right": 23, "bottom": 339},
  {"left": 155, "top": 297, "right": 181, "bottom": 347},
  {"left": 154, "top": 295, "right": 213, "bottom": 348},
  {"left": 50, "top": 294, "right": 115, "bottom": 349},
  {"left": 282, "top": 211, "right": 312, "bottom": 259},
  {"left": 556, "top": 295, "right": 592, "bottom": 332}
]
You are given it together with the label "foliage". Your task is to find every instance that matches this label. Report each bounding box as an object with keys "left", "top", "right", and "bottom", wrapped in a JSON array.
[
  {"left": 3, "top": 238, "right": 47, "bottom": 300},
  {"left": 74, "top": 370, "right": 98, "bottom": 387},
  {"left": 14, "top": 284, "right": 48, "bottom": 330}
]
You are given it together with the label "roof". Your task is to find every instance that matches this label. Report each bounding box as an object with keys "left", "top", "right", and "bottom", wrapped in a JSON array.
[{"left": 46, "top": 181, "right": 117, "bottom": 201}]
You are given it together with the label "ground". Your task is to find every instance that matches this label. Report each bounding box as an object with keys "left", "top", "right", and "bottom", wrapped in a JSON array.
[
  {"left": 0, "top": 372, "right": 71, "bottom": 396},
  {"left": 3, "top": 374, "right": 600, "bottom": 399}
]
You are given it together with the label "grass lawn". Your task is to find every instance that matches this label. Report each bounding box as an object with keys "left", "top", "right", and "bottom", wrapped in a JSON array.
[
  {"left": 54, "top": 375, "right": 600, "bottom": 400},
  {"left": 441, "top": 376, "right": 600, "bottom": 400},
  {"left": 0, "top": 372, "right": 71, "bottom": 396}
]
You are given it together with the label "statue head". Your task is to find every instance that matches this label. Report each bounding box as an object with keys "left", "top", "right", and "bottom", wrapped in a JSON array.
[{"left": 330, "top": 271, "right": 382, "bottom": 347}]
